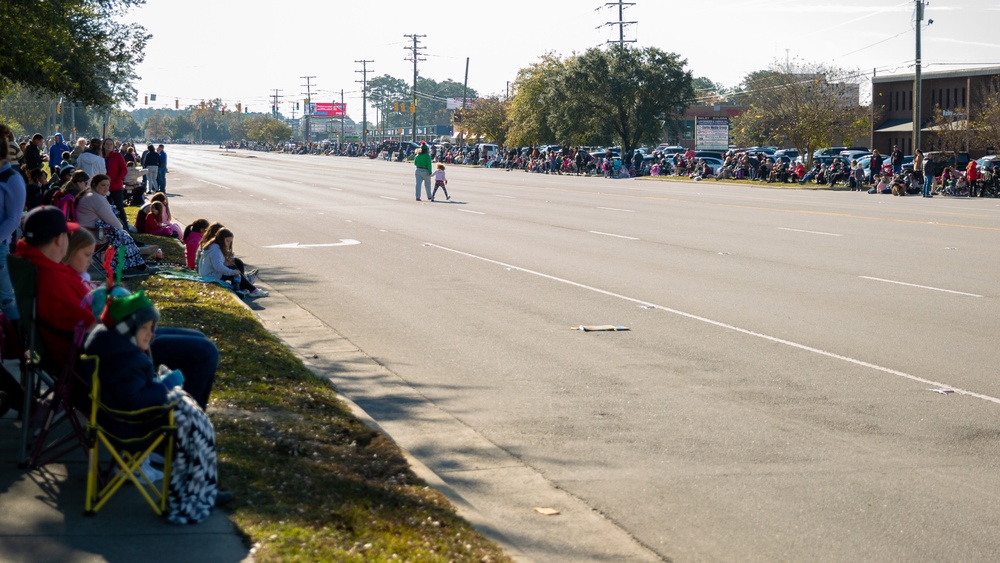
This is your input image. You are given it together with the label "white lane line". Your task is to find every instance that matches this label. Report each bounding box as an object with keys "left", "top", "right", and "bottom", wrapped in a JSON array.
[
  {"left": 777, "top": 227, "right": 843, "bottom": 237},
  {"left": 380, "top": 196, "right": 399, "bottom": 201},
  {"left": 598, "top": 207, "right": 636, "bottom": 213},
  {"left": 425, "top": 243, "right": 1000, "bottom": 406},
  {"left": 494, "top": 195, "right": 516, "bottom": 199},
  {"left": 458, "top": 209, "right": 486, "bottom": 215},
  {"left": 859, "top": 276, "right": 983, "bottom": 298},
  {"left": 589, "top": 231, "right": 639, "bottom": 240},
  {"left": 194, "top": 178, "right": 231, "bottom": 190}
]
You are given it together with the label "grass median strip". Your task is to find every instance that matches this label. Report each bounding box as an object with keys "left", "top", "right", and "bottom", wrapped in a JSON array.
[{"left": 129, "top": 225, "right": 510, "bottom": 562}]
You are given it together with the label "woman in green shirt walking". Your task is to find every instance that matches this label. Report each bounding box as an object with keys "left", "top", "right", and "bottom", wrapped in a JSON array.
[{"left": 414, "top": 143, "right": 433, "bottom": 201}]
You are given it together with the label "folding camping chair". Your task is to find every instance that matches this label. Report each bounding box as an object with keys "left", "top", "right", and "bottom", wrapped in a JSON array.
[
  {"left": 82, "top": 355, "right": 176, "bottom": 516},
  {"left": 7, "top": 254, "right": 90, "bottom": 468}
]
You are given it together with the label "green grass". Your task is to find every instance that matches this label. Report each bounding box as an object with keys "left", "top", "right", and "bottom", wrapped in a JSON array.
[{"left": 126, "top": 212, "right": 510, "bottom": 562}]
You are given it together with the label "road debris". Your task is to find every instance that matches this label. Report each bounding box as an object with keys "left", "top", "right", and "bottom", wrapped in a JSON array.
[{"left": 573, "top": 325, "right": 630, "bottom": 332}]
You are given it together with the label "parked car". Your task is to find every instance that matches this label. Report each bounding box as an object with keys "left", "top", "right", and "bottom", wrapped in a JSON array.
[
  {"left": 975, "top": 154, "right": 998, "bottom": 173},
  {"left": 693, "top": 157, "right": 725, "bottom": 174},
  {"left": 839, "top": 149, "right": 871, "bottom": 162},
  {"left": 656, "top": 144, "right": 685, "bottom": 153},
  {"left": 695, "top": 150, "right": 725, "bottom": 161}
]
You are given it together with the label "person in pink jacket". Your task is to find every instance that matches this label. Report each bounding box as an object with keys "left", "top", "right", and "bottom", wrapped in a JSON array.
[
  {"left": 144, "top": 201, "right": 176, "bottom": 238},
  {"left": 182, "top": 218, "right": 209, "bottom": 270}
]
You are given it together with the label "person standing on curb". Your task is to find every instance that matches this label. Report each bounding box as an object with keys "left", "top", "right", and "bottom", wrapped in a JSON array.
[
  {"left": 890, "top": 145, "right": 904, "bottom": 176},
  {"left": 156, "top": 144, "right": 168, "bottom": 193},
  {"left": 414, "top": 143, "right": 433, "bottom": 201},
  {"left": 142, "top": 144, "right": 160, "bottom": 194},
  {"left": 921, "top": 150, "right": 935, "bottom": 198},
  {"left": 103, "top": 138, "right": 128, "bottom": 225}
]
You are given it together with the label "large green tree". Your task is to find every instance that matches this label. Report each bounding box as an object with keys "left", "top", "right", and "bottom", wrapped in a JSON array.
[
  {"left": 506, "top": 53, "right": 563, "bottom": 147},
  {"left": 460, "top": 96, "right": 509, "bottom": 146},
  {"left": 546, "top": 45, "right": 694, "bottom": 166},
  {"left": 0, "top": 0, "right": 150, "bottom": 107},
  {"left": 729, "top": 63, "right": 871, "bottom": 164}
]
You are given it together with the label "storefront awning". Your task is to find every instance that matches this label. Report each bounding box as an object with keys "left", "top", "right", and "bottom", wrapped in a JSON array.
[{"left": 873, "top": 118, "right": 913, "bottom": 133}]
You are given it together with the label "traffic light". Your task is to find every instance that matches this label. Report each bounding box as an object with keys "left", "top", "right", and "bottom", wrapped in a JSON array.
[
  {"left": 144, "top": 95, "right": 148, "bottom": 105},
  {"left": 201, "top": 101, "right": 206, "bottom": 110},
  {"left": 410, "top": 103, "right": 416, "bottom": 113},
  {"left": 221, "top": 107, "right": 225, "bottom": 115},
  {"left": 175, "top": 99, "right": 179, "bottom": 109},
  {"left": 296, "top": 102, "right": 300, "bottom": 111},
  {"left": 57, "top": 102, "right": 61, "bottom": 115},
  {"left": 245, "top": 106, "right": 248, "bottom": 113},
  {"left": 237, "top": 103, "right": 242, "bottom": 113}
]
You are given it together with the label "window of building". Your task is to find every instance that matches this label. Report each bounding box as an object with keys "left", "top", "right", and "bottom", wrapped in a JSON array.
[
  {"left": 962, "top": 87, "right": 966, "bottom": 107},
  {"left": 946, "top": 88, "right": 950, "bottom": 108},
  {"left": 931, "top": 89, "right": 935, "bottom": 106}
]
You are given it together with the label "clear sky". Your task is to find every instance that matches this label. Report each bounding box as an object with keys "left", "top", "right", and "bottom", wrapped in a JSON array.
[{"left": 126, "top": 0, "right": 1000, "bottom": 118}]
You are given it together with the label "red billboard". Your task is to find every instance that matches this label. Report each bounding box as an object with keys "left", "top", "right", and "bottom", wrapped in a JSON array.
[{"left": 312, "top": 102, "right": 346, "bottom": 117}]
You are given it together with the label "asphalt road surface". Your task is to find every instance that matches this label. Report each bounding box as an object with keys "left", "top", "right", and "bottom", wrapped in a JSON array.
[{"left": 164, "top": 145, "right": 1000, "bottom": 562}]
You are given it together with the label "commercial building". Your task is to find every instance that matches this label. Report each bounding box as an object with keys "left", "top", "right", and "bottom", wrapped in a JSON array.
[{"left": 872, "top": 65, "right": 1000, "bottom": 156}]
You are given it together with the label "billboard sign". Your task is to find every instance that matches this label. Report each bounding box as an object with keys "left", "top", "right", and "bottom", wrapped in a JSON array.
[
  {"left": 695, "top": 116, "right": 729, "bottom": 151},
  {"left": 446, "top": 98, "right": 473, "bottom": 110}
]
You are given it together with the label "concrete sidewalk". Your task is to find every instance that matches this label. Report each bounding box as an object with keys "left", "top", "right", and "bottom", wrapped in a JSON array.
[{"left": 0, "top": 405, "right": 249, "bottom": 562}]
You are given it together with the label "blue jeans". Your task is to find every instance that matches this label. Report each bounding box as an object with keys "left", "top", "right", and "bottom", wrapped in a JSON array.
[
  {"left": 0, "top": 243, "right": 18, "bottom": 320},
  {"left": 923, "top": 174, "right": 933, "bottom": 197},
  {"left": 151, "top": 327, "right": 218, "bottom": 410}
]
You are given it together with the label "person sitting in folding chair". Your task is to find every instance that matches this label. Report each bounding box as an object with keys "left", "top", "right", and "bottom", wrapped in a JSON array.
[
  {"left": 84, "top": 291, "right": 230, "bottom": 523},
  {"left": 14, "top": 206, "right": 93, "bottom": 366},
  {"left": 17, "top": 206, "right": 220, "bottom": 410}
]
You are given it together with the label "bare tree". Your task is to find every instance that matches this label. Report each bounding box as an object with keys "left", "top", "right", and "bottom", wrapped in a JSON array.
[{"left": 729, "top": 61, "right": 871, "bottom": 165}]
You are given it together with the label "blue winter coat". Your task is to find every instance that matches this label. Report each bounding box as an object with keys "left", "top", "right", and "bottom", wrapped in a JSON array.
[{"left": 83, "top": 324, "right": 168, "bottom": 412}]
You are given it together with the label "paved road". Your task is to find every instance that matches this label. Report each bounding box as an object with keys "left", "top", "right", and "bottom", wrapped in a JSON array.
[{"left": 165, "top": 146, "right": 1000, "bottom": 562}]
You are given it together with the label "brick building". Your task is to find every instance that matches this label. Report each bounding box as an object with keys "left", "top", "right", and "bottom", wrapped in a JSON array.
[{"left": 872, "top": 66, "right": 1000, "bottom": 156}]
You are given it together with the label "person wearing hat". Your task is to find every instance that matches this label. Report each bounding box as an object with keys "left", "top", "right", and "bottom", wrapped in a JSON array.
[
  {"left": 14, "top": 206, "right": 92, "bottom": 364},
  {"left": 49, "top": 133, "right": 70, "bottom": 174},
  {"left": 84, "top": 291, "right": 230, "bottom": 520},
  {"left": 85, "top": 291, "right": 175, "bottom": 409}
]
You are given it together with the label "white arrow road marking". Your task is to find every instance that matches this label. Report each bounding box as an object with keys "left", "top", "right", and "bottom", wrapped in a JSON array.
[{"left": 265, "top": 239, "right": 361, "bottom": 249}]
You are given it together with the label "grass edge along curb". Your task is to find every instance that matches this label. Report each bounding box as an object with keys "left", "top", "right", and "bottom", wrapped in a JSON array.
[{"left": 128, "top": 231, "right": 510, "bottom": 562}]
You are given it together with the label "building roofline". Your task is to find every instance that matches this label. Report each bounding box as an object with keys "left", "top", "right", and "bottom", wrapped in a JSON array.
[{"left": 873, "top": 65, "right": 1000, "bottom": 84}]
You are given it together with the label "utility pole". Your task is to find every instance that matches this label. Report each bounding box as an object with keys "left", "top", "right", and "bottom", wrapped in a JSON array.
[
  {"left": 602, "top": 1, "right": 637, "bottom": 46},
  {"left": 301, "top": 76, "right": 316, "bottom": 145},
  {"left": 460, "top": 57, "right": 469, "bottom": 149},
  {"left": 355, "top": 60, "right": 374, "bottom": 147},
  {"left": 340, "top": 89, "right": 345, "bottom": 149},
  {"left": 913, "top": 0, "right": 924, "bottom": 153},
  {"left": 404, "top": 34, "right": 427, "bottom": 143},
  {"left": 270, "top": 89, "right": 283, "bottom": 119}
]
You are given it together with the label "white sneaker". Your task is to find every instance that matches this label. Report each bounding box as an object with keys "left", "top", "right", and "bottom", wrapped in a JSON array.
[{"left": 248, "top": 288, "right": 269, "bottom": 298}]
